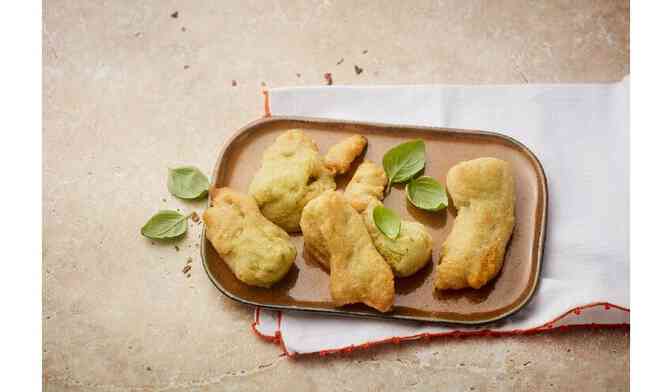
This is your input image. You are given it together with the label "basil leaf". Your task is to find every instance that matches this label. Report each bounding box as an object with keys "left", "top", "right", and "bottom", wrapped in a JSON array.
[
  {"left": 373, "top": 205, "right": 401, "bottom": 240},
  {"left": 382, "top": 140, "right": 425, "bottom": 190},
  {"left": 167, "top": 166, "right": 210, "bottom": 199},
  {"left": 406, "top": 176, "right": 448, "bottom": 211},
  {"left": 141, "top": 210, "right": 188, "bottom": 240}
]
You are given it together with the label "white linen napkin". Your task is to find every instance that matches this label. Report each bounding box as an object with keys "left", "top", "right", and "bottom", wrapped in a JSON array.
[{"left": 254, "top": 78, "right": 630, "bottom": 356}]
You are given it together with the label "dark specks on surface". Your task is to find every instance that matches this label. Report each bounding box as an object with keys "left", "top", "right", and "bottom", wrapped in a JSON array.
[
  {"left": 170, "top": 11, "right": 178, "bottom": 18},
  {"left": 354, "top": 65, "right": 363, "bottom": 75},
  {"left": 324, "top": 72, "right": 333, "bottom": 85}
]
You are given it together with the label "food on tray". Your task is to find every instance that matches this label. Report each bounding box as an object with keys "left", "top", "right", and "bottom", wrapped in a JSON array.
[
  {"left": 344, "top": 160, "right": 387, "bottom": 212},
  {"left": 435, "top": 158, "right": 515, "bottom": 290},
  {"left": 300, "top": 190, "right": 395, "bottom": 312},
  {"left": 324, "top": 134, "right": 367, "bottom": 175},
  {"left": 203, "top": 187, "right": 297, "bottom": 288},
  {"left": 363, "top": 201, "right": 433, "bottom": 277},
  {"left": 249, "top": 129, "right": 336, "bottom": 232}
]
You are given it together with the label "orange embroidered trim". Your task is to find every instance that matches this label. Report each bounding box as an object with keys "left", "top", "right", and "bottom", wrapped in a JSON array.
[
  {"left": 250, "top": 302, "right": 629, "bottom": 358},
  {"left": 262, "top": 88, "right": 271, "bottom": 117}
]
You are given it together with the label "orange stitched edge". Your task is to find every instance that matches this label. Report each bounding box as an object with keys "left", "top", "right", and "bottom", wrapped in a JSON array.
[
  {"left": 250, "top": 302, "right": 629, "bottom": 358},
  {"left": 250, "top": 307, "right": 277, "bottom": 342},
  {"left": 262, "top": 88, "right": 271, "bottom": 117}
]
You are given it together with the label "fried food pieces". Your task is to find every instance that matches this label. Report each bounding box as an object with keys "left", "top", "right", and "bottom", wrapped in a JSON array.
[
  {"left": 435, "top": 158, "right": 515, "bottom": 290},
  {"left": 363, "top": 201, "right": 433, "bottom": 277},
  {"left": 324, "top": 135, "right": 367, "bottom": 175},
  {"left": 344, "top": 160, "right": 387, "bottom": 212},
  {"left": 300, "top": 190, "right": 395, "bottom": 312},
  {"left": 249, "top": 130, "right": 336, "bottom": 232},
  {"left": 203, "top": 187, "right": 297, "bottom": 288}
]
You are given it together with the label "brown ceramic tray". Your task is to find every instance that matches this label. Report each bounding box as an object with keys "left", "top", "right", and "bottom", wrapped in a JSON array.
[{"left": 202, "top": 116, "right": 547, "bottom": 325}]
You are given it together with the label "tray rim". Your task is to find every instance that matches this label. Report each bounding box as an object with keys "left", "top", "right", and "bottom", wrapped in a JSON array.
[{"left": 201, "top": 115, "right": 548, "bottom": 326}]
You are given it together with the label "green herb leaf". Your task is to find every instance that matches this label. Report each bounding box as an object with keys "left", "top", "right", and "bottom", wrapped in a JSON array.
[
  {"left": 406, "top": 176, "right": 448, "bottom": 211},
  {"left": 141, "top": 210, "right": 188, "bottom": 240},
  {"left": 373, "top": 205, "right": 401, "bottom": 240},
  {"left": 382, "top": 140, "right": 425, "bottom": 191},
  {"left": 167, "top": 166, "right": 210, "bottom": 199}
]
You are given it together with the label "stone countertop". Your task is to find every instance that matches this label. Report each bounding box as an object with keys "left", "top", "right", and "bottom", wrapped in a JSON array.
[{"left": 43, "top": 1, "right": 629, "bottom": 391}]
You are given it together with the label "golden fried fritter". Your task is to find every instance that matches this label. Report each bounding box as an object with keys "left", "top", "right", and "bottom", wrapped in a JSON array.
[
  {"left": 344, "top": 160, "right": 387, "bottom": 212},
  {"left": 435, "top": 158, "right": 515, "bottom": 290},
  {"left": 249, "top": 130, "right": 336, "bottom": 232},
  {"left": 324, "top": 134, "right": 367, "bottom": 175},
  {"left": 300, "top": 190, "right": 395, "bottom": 312},
  {"left": 203, "top": 187, "right": 297, "bottom": 288},
  {"left": 363, "top": 201, "right": 433, "bottom": 277}
]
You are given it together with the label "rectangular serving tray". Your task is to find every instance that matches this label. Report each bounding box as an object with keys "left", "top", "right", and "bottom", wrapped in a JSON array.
[{"left": 202, "top": 116, "right": 547, "bottom": 325}]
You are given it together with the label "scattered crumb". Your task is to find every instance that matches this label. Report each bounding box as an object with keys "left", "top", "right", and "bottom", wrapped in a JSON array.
[
  {"left": 336, "top": 58, "right": 344, "bottom": 65},
  {"left": 295, "top": 73, "right": 301, "bottom": 78},
  {"left": 187, "top": 273, "right": 191, "bottom": 278},
  {"left": 181, "top": 26, "right": 186, "bottom": 32},
  {"left": 171, "top": 11, "right": 178, "bottom": 18},
  {"left": 182, "top": 265, "right": 192, "bottom": 274},
  {"left": 146, "top": 366, "right": 152, "bottom": 371},
  {"left": 323, "top": 72, "right": 333, "bottom": 85},
  {"left": 190, "top": 212, "right": 200, "bottom": 223},
  {"left": 187, "top": 257, "right": 193, "bottom": 264},
  {"left": 362, "top": 49, "right": 368, "bottom": 54},
  {"left": 470, "top": 388, "right": 475, "bottom": 391},
  {"left": 151, "top": 241, "right": 155, "bottom": 245},
  {"left": 459, "top": 363, "right": 465, "bottom": 367},
  {"left": 232, "top": 80, "right": 237, "bottom": 87},
  {"left": 174, "top": 245, "right": 180, "bottom": 251},
  {"left": 354, "top": 65, "right": 363, "bottom": 75},
  {"left": 134, "top": 32, "right": 143, "bottom": 38},
  {"left": 128, "top": 346, "right": 133, "bottom": 350},
  {"left": 161, "top": 198, "right": 166, "bottom": 202},
  {"left": 183, "top": 65, "right": 190, "bottom": 69},
  {"left": 523, "top": 361, "right": 531, "bottom": 366},
  {"left": 566, "top": 349, "right": 571, "bottom": 353}
]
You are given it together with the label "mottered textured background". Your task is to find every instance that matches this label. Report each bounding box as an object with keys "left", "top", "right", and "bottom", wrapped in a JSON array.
[{"left": 43, "top": 1, "right": 629, "bottom": 390}]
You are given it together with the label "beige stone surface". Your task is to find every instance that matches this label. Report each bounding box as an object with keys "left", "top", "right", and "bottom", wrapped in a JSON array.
[{"left": 43, "top": 0, "right": 629, "bottom": 390}]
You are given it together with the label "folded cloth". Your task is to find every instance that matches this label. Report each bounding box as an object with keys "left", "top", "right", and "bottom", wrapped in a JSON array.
[{"left": 253, "top": 78, "right": 630, "bottom": 356}]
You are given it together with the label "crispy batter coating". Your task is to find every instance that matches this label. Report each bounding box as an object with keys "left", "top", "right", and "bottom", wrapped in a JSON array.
[
  {"left": 363, "top": 201, "right": 433, "bottom": 277},
  {"left": 344, "top": 160, "right": 387, "bottom": 212},
  {"left": 203, "top": 188, "right": 297, "bottom": 288},
  {"left": 435, "top": 158, "right": 515, "bottom": 290},
  {"left": 300, "top": 190, "right": 395, "bottom": 312},
  {"left": 324, "top": 135, "right": 367, "bottom": 175},
  {"left": 249, "top": 130, "right": 336, "bottom": 232}
]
